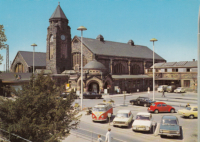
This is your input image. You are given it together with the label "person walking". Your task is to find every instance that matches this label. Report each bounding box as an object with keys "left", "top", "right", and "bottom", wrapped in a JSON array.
[
  {"left": 162, "top": 90, "right": 165, "bottom": 97},
  {"left": 105, "top": 128, "right": 112, "bottom": 142},
  {"left": 186, "top": 103, "right": 190, "bottom": 107},
  {"left": 97, "top": 134, "right": 103, "bottom": 142}
]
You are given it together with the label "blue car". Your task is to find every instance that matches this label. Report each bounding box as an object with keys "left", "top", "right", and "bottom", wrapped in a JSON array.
[{"left": 159, "top": 115, "right": 181, "bottom": 138}]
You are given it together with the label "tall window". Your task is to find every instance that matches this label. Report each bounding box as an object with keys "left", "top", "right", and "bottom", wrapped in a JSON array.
[
  {"left": 61, "top": 44, "right": 67, "bottom": 58},
  {"left": 130, "top": 64, "right": 140, "bottom": 75},
  {"left": 172, "top": 68, "right": 178, "bottom": 72},
  {"left": 14, "top": 63, "right": 24, "bottom": 73},
  {"left": 73, "top": 53, "right": 87, "bottom": 68},
  {"left": 184, "top": 80, "right": 190, "bottom": 87},
  {"left": 113, "top": 63, "right": 125, "bottom": 74},
  {"left": 187, "top": 68, "right": 190, "bottom": 72},
  {"left": 49, "top": 35, "right": 54, "bottom": 60}
]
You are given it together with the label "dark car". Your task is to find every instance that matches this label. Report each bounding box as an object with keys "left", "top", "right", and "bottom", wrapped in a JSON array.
[
  {"left": 83, "top": 92, "right": 102, "bottom": 99},
  {"left": 130, "top": 97, "right": 155, "bottom": 107},
  {"left": 159, "top": 115, "right": 181, "bottom": 138}
]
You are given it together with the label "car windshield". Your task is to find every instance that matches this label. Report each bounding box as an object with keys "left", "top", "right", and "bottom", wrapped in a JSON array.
[
  {"left": 186, "top": 107, "right": 191, "bottom": 110},
  {"left": 136, "top": 115, "right": 150, "bottom": 120},
  {"left": 177, "top": 87, "right": 181, "bottom": 89},
  {"left": 162, "top": 119, "right": 177, "bottom": 125},
  {"left": 116, "top": 113, "right": 128, "bottom": 118},
  {"left": 158, "top": 86, "right": 163, "bottom": 88},
  {"left": 93, "top": 107, "right": 105, "bottom": 112}
]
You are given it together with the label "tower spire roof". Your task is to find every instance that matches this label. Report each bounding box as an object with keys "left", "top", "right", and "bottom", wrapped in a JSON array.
[{"left": 50, "top": 3, "right": 67, "bottom": 20}]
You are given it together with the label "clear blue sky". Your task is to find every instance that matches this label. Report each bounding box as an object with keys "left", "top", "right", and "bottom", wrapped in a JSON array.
[{"left": 0, "top": 0, "right": 199, "bottom": 71}]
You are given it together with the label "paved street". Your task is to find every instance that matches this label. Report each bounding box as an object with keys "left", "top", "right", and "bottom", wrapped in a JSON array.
[{"left": 63, "top": 91, "right": 198, "bottom": 142}]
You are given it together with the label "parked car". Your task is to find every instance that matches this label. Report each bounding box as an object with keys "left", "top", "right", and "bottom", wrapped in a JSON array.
[
  {"left": 159, "top": 115, "right": 181, "bottom": 138},
  {"left": 157, "top": 85, "right": 168, "bottom": 92},
  {"left": 166, "top": 85, "right": 176, "bottom": 93},
  {"left": 113, "top": 110, "right": 133, "bottom": 127},
  {"left": 130, "top": 97, "right": 155, "bottom": 107},
  {"left": 148, "top": 102, "right": 175, "bottom": 114},
  {"left": 82, "top": 92, "right": 102, "bottom": 99},
  {"left": 92, "top": 102, "right": 113, "bottom": 122},
  {"left": 178, "top": 106, "right": 198, "bottom": 119},
  {"left": 132, "top": 112, "right": 153, "bottom": 132},
  {"left": 174, "top": 87, "right": 185, "bottom": 93}
]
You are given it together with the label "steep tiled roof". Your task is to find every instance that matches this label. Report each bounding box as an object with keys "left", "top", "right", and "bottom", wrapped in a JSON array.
[
  {"left": 50, "top": 5, "right": 67, "bottom": 20},
  {"left": 152, "top": 61, "right": 197, "bottom": 68},
  {"left": 19, "top": 51, "right": 46, "bottom": 67},
  {"left": 76, "top": 36, "right": 165, "bottom": 60}
]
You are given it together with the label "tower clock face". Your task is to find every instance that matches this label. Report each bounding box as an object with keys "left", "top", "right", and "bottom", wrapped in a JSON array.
[{"left": 61, "top": 35, "right": 65, "bottom": 40}]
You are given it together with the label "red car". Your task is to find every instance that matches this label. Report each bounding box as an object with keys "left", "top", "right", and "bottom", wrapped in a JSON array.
[{"left": 148, "top": 102, "right": 175, "bottom": 114}]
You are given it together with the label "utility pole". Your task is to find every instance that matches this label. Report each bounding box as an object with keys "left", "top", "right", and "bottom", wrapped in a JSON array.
[{"left": 6, "top": 44, "right": 9, "bottom": 72}]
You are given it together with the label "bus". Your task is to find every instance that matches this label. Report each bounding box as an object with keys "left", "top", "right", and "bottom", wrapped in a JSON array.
[{"left": 92, "top": 102, "right": 113, "bottom": 122}]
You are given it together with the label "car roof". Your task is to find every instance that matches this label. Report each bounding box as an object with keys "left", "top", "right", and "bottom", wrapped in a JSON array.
[
  {"left": 154, "top": 102, "right": 166, "bottom": 104},
  {"left": 94, "top": 103, "right": 112, "bottom": 108},
  {"left": 162, "top": 115, "right": 177, "bottom": 120},
  {"left": 117, "top": 110, "right": 131, "bottom": 113},
  {"left": 136, "top": 112, "right": 151, "bottom": 116}
]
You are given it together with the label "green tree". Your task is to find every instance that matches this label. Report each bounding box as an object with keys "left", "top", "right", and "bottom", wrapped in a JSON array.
[
  {"left": 0, "top": 25, "right": 7, "bottom": 65},
  {"left": 0, "top": 71, "right": 81, "bottom": 142}
]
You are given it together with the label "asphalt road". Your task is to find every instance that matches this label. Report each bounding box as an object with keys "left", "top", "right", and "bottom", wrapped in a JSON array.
[{"left": 68, "top": 92, "right": 198, "bottom": 142}]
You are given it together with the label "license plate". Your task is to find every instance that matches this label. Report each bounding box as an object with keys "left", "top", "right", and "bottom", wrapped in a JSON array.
[{"left": 138, "top": 128, "right": 145, "bottom": 130}]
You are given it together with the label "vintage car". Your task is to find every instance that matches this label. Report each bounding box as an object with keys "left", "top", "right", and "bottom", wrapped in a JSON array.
[
  {"left": 92, "top": 102, "right": 113, "bottom": 122},
  {"left": 174, "top": 87, "right": 185, "bottom": 93},
  {"left": 157, "top": 85, "right": 168, "bottom": 92},
  {"left": 166, "top": 85, "right": 176, "bottom": 93},
  {"left": 148, "top": 102, "right": 175, "bottom": 114},
  {"left": 132, "top": 112, "right": 153, "bottom": 132},
  {"left": 129, "top": 97, "right": 155, "bottom": 107},
  {"left": 159, "top": 115, "right": 181, "bottom": 138},
  {"left": 82, "top": 92, "right": 102, "bottom": 99},
  {"left": 113, "top": 110, "right": 133, "bottom": 127},
  {"left": 178, "top": 106, "right": 198, "bottom": 119}
]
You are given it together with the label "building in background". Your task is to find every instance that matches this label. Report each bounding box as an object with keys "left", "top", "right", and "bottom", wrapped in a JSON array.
[{"left": 145, "top": 60, "right": 197, "bottom": 92}]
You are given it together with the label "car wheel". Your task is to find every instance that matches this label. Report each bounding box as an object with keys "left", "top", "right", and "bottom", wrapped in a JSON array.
[
  {"left": 189, "top": 115, "right": 194, "bottom": 119},
  {"left": 154, "top": 109, "right": 159, "bottom": 114},
  {"left": 160, "top": 135, "right": 165, "bottom": 138},
  {"left": 144, "top": 104, "right": 147, "bottom": 107},
  {"left": 170, "top": 109, "right": 175, "bottom": 113},
  {"left": 131, "top": 102, "right": 134, "bottom": 105}
]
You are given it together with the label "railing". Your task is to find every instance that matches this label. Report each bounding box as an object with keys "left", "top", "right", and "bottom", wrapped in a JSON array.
[{"left": 71, "top": 127, "right": 124, "bottom": 142}]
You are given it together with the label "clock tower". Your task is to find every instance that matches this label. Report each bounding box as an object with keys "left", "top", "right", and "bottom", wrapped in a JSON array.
[{"left": 46, "top": 3, "right": 72, "bottom": 74}]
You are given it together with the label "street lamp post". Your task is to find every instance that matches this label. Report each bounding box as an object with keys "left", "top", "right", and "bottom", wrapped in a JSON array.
[
  {"left": 77, "top": 26, "right": 87, "bottom": 110},
  {"left": 31, "top": 43, "right": 37, "bottom": 74},
  {"left": 150, "top": 38, "right": 157, "bottom": 101}
]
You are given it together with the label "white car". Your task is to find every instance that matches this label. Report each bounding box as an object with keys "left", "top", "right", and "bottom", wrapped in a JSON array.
[
  {"left": 132, "top": 112, "right": 153, "bottom": 132},
  {"left": 113, "top": 110, "right": 133, "bottom": 127},
  {"left": 174, "top": 87, "right": 185, "bottom": 93}
]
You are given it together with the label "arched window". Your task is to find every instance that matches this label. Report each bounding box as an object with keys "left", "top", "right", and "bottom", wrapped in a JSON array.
[
  {"left": 113, "top": 63, "right": 125, "bottom": 74},
  {"left": 49, "top": 35, "right": 54, "bottom": 60},
  {"left": 14, "top": 63, "right": 24, "bottom": 73},
  {"left": 72, "top": 53, "right": 87, "bottom": 68},
  {"left": 130, "top": 64, "right": 140, "bottom": 75}
]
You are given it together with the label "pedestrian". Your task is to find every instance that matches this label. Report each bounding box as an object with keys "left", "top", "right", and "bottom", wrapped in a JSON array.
[
  {"left": 186, "top": 103, "right": 190, "bottom": 107},
  {"left": 97, "top": 134, "right": 103, "bottom": 142},
  {"left": 105, "top": 128, "right": 112, "bottom": 142},
  {"left": 162, "top": 90, "right": 165, "bottom": 97}
]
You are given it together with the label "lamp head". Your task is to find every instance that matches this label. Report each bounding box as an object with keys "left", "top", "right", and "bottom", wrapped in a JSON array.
[
  {"left": 150, "top": 38, "right": 158, "bottom": 42},
  {"left": 31, "top": 43, "right": 37, "bottom": 47},
  {"left": 77, "top": 26, "right": 87, "bottom": 31}
]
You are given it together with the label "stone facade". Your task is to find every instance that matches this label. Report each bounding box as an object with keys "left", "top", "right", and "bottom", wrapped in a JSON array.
[
  {"left": 11, "top": 52, "right": 28, "bottom": 73},
  {"left": 46, "top": 14, "right": 72, "bottom": 74}
]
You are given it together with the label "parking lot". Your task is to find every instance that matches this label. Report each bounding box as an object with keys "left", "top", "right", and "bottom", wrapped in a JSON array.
[{"left": 64, "top": 92, "right": 198, "bottom": 142}]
